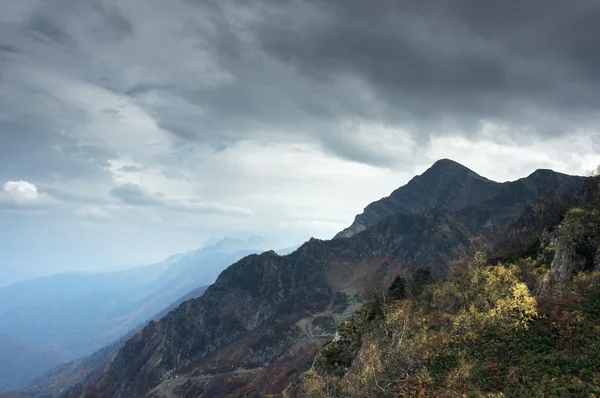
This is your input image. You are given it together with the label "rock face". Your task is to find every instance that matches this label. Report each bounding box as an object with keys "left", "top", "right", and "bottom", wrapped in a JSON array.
[
  {"left": 335, "top": 159, "right": 586, "bottom": 239},
  {"left": 551, "top": 241, "right": 588, "bottom": 283},
  {"left": 80, "top": 160, "right": 590, "bottom": 398}
]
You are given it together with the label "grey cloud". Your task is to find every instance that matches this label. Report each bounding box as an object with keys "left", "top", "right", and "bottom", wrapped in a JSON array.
[
  {"left": 112, "top": 0, "right": 600, "bottom": 166},
  {"left": 0, "top": 118, "right": 112, "bottom": 183},
  {"left": 0, "top": 44, "right": 20, "bottom": 54},
  {"left": 157, "top": 121, "right": 205, "bottom": 143},
  {"left": 88, "top": 2, "right": 133, "bottom": 43},
  {"left": 42, "top": 187, "right": 111, "bottom": 205},
  {"left": 251, "top": 0, "right": 599, "bottom": 119},
  {"left": 118, "top": 165, "right": 142, "bottom": 173},
  {"left": 169, "top": 201, "right": 253, "bottom": 217},
  {"left": 26, "top": 14, "right": 75, "bottom": 46},
  {"left": 110, "top": 184, "right": 161, "bottom": 206},
  {"left": 125, "top": 83, "right": 174, "bottom": 97},
  {"left": 0, "top": 200, "right": 54, "bottom": 212},
  {"left": 110, "top": 183, "right": 253, "bottom": 217},
  {"left": 25, "top": 1, "right": 132, "bottom": 45},
  {"left": 2, "top": 0, "right": 600, "bottom": 173},
  {"left": 319, "top": 133, "right": 397, "bottom": 168},
  {"left": 101, "top": 108, "right": 124, "bottom": 118}
]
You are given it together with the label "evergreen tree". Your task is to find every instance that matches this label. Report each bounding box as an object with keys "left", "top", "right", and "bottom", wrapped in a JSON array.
[{"left": 388, "top": 275, "right": 407, "bottom": 300}]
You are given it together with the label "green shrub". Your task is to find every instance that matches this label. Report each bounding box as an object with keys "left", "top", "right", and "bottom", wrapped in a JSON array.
[{"left": 388, "top": 275, "right": 407, "bottom": 301}]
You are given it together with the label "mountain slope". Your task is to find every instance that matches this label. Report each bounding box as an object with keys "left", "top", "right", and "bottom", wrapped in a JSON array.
[
  {"left": 79, "top": 161, "right": 590, "bottom": 398},
  {"left": 286, "top": 182, "right": 600, "bottom": 397},
  {"left": 0, "top": 333, "right": 64, "bottom": 391},
  {"left": 85, "top": 211, "right": 474, "bottom": 397}
]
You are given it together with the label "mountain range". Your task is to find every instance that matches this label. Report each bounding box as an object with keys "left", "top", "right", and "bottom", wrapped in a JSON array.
[
  {"left": 0, "top": 236, "right": 277, "bottom": 392},
  {"left": 55, "top": 159, "right": 592, "bottom": 398}
]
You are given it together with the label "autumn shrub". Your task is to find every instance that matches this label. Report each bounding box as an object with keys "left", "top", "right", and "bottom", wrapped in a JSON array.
[{"left": 288, "top": 255, "right": 540, "bottom": 397}]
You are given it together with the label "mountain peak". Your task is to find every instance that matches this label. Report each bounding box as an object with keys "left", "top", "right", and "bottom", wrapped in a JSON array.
[
  {"left": 527, "top": 168, "right": 561, "bottom": 178},
  {"left": 335, "top": 160, "right": 587, "bottom": 240},
  {"left": 212, "top": 235, "right": 268, "bottom": 252},
  {"left": 431, "top": 158, "right": 467, "bottom": 168},
  {"left": 334, "top": 160, "right": 498, "bottom": 239},
  {"left": 422, "top": 159, "right": 486, "bottom": 181}
]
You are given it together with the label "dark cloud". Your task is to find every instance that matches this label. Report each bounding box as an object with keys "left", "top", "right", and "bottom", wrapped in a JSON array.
[
  {"left": 1, "top": 0, "right": 600, "bottom": 180},
  {"left": 0, "top": 44, "right": 20, "bottom": 54},
  {"left": 110, "top": 183, "right": 253, "bottom": 216},
  {"left": 89, "top": 2, "right": 133, "bottom": 43},
  {"left": 118, "top": 165, "right": 143, "bottom": 173},
  {"left": 250, "top": 0, "right": 600, "bottom": 126},
  {"left": 0, "top": 118, "right": 112, "bottom": 183},
  {"left": 42, "top": 188, "right": 110, "bottom": 205},
  {"left": 102, "top": 0, "right": 598, "bottom": 166},
  {"left": 26, "top": 14, "right": 75, "bottom": 46},
  {"left": 125, "top": 83, "right": 174, "bottom": 97},
  {"left": 101, "top": 108, "right": 124, "bottom": 118},
  {"left": 110, "top": 184, "right": 161, "bottom": 206},
  {"left": 1, "top": 0, "right": 600, "bottom": 285}
]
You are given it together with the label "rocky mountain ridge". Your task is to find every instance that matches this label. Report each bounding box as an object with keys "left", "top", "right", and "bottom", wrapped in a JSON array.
[
  {"left": 335, "top": 159, "right": 584, "bottom": 239},
  {"left": 285, "top": 176, "right": 600, "bottom": 397}
]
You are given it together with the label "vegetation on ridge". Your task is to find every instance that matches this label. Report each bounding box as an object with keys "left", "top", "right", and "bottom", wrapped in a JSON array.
[{"left": 286, "top": 185, "right": 600, "bottom": 398}]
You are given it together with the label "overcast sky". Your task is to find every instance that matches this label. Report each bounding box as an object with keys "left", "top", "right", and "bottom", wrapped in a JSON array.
[{"left": 1, "top": 0, "right": 600, "bottom": 286}]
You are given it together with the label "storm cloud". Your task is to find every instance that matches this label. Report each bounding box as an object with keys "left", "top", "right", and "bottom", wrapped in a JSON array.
[{"left": 1, "top": 0, "right": 599, "bottom": 284}]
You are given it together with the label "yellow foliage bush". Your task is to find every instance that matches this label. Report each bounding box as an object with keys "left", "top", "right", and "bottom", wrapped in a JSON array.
[{"left": 288, "top": 255, "right": 538, "bottom": 397}]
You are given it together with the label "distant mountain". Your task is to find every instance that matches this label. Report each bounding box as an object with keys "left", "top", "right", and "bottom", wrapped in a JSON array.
[
  {"left": 0, "top": 262, "right": 172, "bottom": 316},
  {"left": 0, "top": 236, "right": 271, "bottom": 392},
  {"left": 77, "top": 161, "right": 591, "bottom": 398},
  {"left": 0, "top": 333, "right": 64, "bottom": 392},
  {"left": 0, "top": 287, "right": 209, "bottom": 398}
]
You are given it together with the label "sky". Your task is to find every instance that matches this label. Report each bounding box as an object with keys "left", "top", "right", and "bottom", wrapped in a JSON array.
[{"left": 1, "top": 0, "right": 600, "bottom": 286}]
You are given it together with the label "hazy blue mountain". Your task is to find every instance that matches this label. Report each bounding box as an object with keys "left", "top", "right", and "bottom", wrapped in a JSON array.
[
  {"left": 0, "top": 333, "right": 64, "bottom": 392},
  {"left": 0, "top": 286, "right": 210, "bottom": 398},
  {"left": 0, "top": 261, "right": 172, "bottom": 316},
  {"left": 0, "top": 236, "right": 271, "bottom": 391}
]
